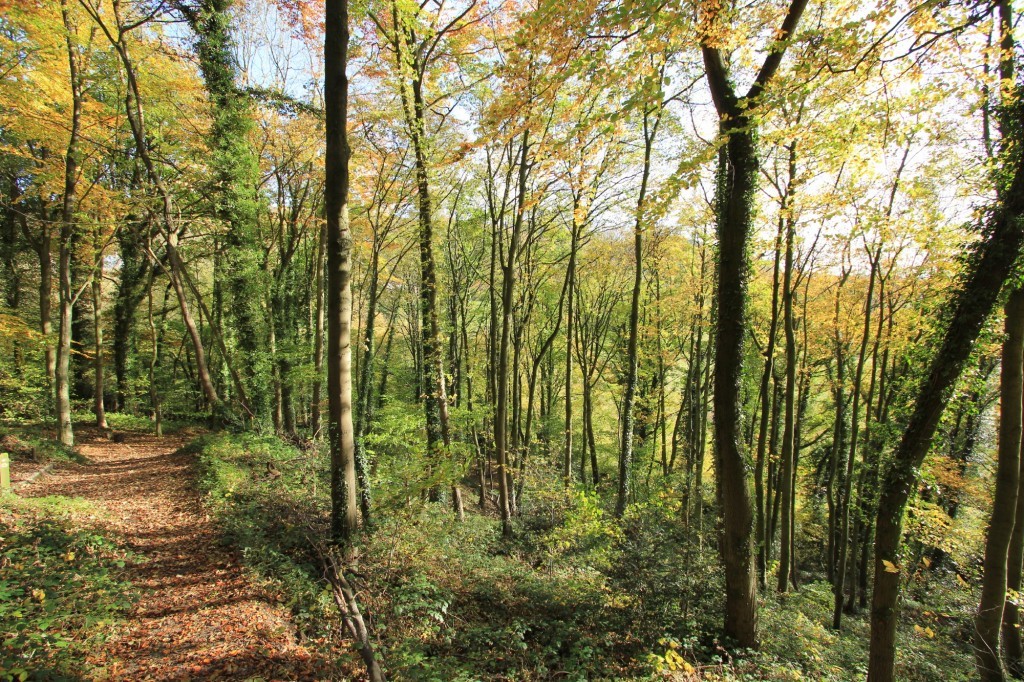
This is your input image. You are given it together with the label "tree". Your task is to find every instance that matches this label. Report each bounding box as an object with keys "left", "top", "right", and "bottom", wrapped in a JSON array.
[
  {"left": 325, "top": 0, "right": 359, "bottom": 543},
  {"left": 372, "top": 0, "right": 475, "bottom": 519},
  {"left": 176, "top": 0, "right": 266, "bottom": 422},
  {"left": 55, "top": 0, "right": 84, "bottom": 446},
  {"left": 699, "top": 0, "right": 809, "bottom": 647},
  {"left": 617, "top": 85, "right": 663, "bottom": 518}
]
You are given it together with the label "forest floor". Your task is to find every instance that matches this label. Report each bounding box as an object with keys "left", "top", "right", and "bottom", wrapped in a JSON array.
[{"left": 20, "top": 428, "right": 332, "bottom": 681}]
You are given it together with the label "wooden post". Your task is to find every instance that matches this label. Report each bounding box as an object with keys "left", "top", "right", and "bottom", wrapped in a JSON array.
[{"left": 1, "top": 453, "right": 11, "bottom": 494}]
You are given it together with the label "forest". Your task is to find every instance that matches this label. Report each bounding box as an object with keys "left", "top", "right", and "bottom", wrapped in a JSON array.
[{"left": 3, "top": 0, "right": 1024, "bottom": 679}]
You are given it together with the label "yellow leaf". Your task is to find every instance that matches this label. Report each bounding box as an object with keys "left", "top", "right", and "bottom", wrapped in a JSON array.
[{"left": 883, "top": 560, "right": 899, "bottom": 574}]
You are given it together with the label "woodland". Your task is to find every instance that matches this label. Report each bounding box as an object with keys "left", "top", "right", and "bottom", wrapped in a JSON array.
[{"left": 4, "top": 0, "right": 1024, "bottom": 680}]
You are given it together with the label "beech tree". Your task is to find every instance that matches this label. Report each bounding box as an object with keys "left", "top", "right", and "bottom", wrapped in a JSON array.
[{"left": 325, "top": 0, "right": 359, "bottom": 543}]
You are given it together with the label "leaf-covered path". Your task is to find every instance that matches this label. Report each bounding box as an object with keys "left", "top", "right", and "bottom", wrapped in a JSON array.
[{"left": 25, "top": 429, "right": 330, "bottom": 681}]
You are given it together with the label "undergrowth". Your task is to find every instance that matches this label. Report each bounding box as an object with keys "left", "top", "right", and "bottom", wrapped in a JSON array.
[
  {"left": 0, "top": 496, "right": 135, "bottom": 682},
  {"left": 188, "top": 431, "right": 977, "bottom": 681}
]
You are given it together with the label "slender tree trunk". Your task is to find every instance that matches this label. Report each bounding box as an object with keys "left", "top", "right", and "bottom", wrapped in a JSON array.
[
  {"left": 827, "top": 267, "right": 850, "bottom": 585},
  {"left": 325, "top": 0, "right": 359, "bottom": 543},
  {"left": 354, "top": 248, "right": 380, "bottom": 525},
  {"left": 977, "top": 288, "right": 1024, "bottom": 681},
  {"left": 86, "top": 2, "right": 223, "bottom": 413},
  {"left": 755, "top": 222, "right": 783, "bottom": 584},
  {"left": 391, "top": 4, "right": 462, "bottom": 518},
  {"left": 834, "top": 253, "right": 877, "bottom": 629},
  {"left": 312, "top": 223, "right": 326, "bottom": 437},
  {"left": 34, "top": 227, "right": 56, "bottom": 395},
  {"left": 92, "top": 235, "right": 107, "bottom": 428},
  {"left": 56, "top": 0, "right": 83, "bottom": 447},
  {"left": 493, "top": 133, "right": 530, "bottom": 537},
  {"left": 618, "top": 108, "right": 659, "bottom": 517},
  {"left": 778, "top": 143, "right": 798, "bottom": 593},
  {"left": 148, "top": 271, "right": 163, "bottom": 436},
  {"left": 563, "top": 212, "right": 579, "bottom": 485}
]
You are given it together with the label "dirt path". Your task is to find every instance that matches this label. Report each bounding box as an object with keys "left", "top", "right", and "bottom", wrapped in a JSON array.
[{"left": 23, "top": 428, "right": 331, "bottom": 681}]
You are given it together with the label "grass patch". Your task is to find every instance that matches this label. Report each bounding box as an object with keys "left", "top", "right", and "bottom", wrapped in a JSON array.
[{"left": 0, "top": 496, "right": 135, "bottom": 682}]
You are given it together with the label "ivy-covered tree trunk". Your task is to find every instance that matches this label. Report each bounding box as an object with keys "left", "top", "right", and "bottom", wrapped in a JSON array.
[
  {"left": 709, "top": 122, "right": 760, "bottom": 648},
  {"left": 868, "top": 95, "right": 1024, "bottom": 682},
  {"left": 112, "top": 219, "right": 152, "bottom": 412},
  {"left": 700, "top": 0, "right": 806, "bottom": 645},
  {"left": 180, "top": 0, "right": 267, "bottom": 421},
  {"left": 868, "top": 2, "right": 1023, "bottom": 678},
  {"left": 390, "top": 0, "right": 463, "bottom": 520}
]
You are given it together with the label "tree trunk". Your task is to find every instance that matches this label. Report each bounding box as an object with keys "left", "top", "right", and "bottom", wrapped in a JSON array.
[
  {"left": 1005, "top": 411, "right": 1024, "bottom": 677},
  {"left": 325, "top": 0, "right": 359, "bottom": 543},
  {"left": 92, "top": 235, "right": 107, "bottom": 429},
  {"left": 56, "top": 0, "right": 83, "bottom": 447},
  {"left": 833, "top": 251, "right": 877, "bottom": 629},
  {"left": 184, "top": 0, "right": 267, "bottom": 421},
  {"left": 778, "top": 143, "right": 798, "bottom": 593},
  {"left": 147, "top": 275, "right": 163, "bottom": 437},
  {"left": 354, "top": 247, "right": 380, "bottom": 525},
  {"left": 85, "top": 1, "right": 223, "bottom": 413},
  {"left": 700, "top": 0, "right": 806, "bottom": 641},
  {"left": 36, "top": 227, "right": 56, "bottom": 394},
  {"left": 112, "top": 219, "right": 150, "bottom": 412},
  {"left": 312, "top": 223, "right": 327, "bottom": 437},
  {"left": 618, "top": 107, "right": 659, "bottom": 517},
  {"left": 391, "top": 2, "right": 462, "bottom": 518},
  {"left": 755, "top": 218, "right": 784, "bottom": 584},
  {"left": 976, "top": 288, "right": 1024, "bottom": 681},
  {"left": 709, "top": 123, "right": 759, "bottom": 647},
  {"left": 493, "top": 133, "right": 531, "bottom": 537},
  {"left": 563, "top": 209, "right": 579, "bottom": 485}
]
